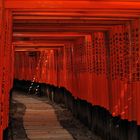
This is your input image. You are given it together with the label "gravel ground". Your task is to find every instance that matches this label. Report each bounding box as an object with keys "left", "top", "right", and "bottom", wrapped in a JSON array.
[
  {"left": 9, "top": 99, "right": 29, "bottom": 140},
  {"left": 9, "top": 93, "right": 102, "bottom": 140},
  {"left": 51, "top": 102, "right": 102, "bottom": 140}
]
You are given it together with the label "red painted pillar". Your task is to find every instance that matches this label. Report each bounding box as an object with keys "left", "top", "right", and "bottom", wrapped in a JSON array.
[
  {"left": 0, "top": 1, "right": 4, "bottom": 139},
  {"left": 0, "top": 4, "right": 13, "bottom": 138}
]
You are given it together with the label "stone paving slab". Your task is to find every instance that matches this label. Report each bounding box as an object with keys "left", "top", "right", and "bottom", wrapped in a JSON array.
[{"left": 12, "top": 92, "right": 74, "bottom": 140}]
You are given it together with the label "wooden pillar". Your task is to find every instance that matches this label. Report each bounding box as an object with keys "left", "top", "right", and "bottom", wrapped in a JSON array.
[
  {"left": 0, "top": 1, "right": 4, "bottom": 139},
  {"left": 0, "top": 1, "right": 13, "bottom": 139}
]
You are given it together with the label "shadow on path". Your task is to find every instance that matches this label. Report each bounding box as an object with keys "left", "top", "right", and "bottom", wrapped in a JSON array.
[
  {"left": 9, "top": 99, "right": 29, "bottom": 140},
  {"left": 52, "top": 103, "right": 102, "bottom": 140}
]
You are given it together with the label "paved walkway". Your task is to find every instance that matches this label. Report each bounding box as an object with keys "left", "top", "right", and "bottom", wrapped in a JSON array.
[{"left": 12, "top": 92, "right": 74, "bottom": 140}]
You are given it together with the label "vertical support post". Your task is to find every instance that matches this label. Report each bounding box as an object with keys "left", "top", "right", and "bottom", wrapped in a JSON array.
[
  {"left": 0, "top": 2, "right": 13, "bottom": 139},
  {"left": 0, "top": 0, "right": 4, "bottom": 139},
  {"left": 104, "top": 31, "right": 112, "bottom": 112},
  {"left": 3, "top": 10, "right": 13, "bottom": 130}
]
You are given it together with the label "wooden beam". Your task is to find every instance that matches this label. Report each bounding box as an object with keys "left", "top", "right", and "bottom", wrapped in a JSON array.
[
  {"left": 13, "top": 26, "right": 112, "bottom": 30},
  {"left": 11, "top": 10, "right": 140, "bottom": 16},
  {"left": 13, "top": 41, "right": 65, "bottom": 47},
  {"left": 13, "top": 32, "right": 87, "bottom": 37},
  {"left": 13, "top": 16, "right": 135, "bottom": 20},
  {"left": 13, "top": 13, "right": 140, "bottom": 19},
  {"left": 5, "top": 1, "right": 140, "bottom": 9},
  {"left": 15, "top": 47, "right": 62, "bottom": 52}
]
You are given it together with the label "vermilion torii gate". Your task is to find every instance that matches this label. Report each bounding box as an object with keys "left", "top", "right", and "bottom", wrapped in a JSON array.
[{"left": 1, "top": 0, "right": 140, "bottom": 139}]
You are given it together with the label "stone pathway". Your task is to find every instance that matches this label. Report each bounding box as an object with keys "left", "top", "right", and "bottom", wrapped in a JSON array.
[{"left": 11, "top": 92, "right": 74, "bottom": 140}]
